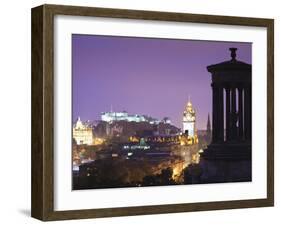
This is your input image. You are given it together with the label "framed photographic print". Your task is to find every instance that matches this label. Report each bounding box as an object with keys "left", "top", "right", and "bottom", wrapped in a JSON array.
[{"left": 31, "top": 4, "right": 274, "bottom": 221}]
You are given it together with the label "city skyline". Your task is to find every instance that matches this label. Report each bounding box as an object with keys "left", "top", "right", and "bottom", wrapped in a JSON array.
[{"left": 72, "top": 34, "right": 252, "bottom": 129}]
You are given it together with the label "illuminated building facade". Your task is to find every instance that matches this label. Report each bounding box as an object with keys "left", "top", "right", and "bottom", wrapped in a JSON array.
[
  {"left": 182, "top": 100, "right": 196, "bottom": 137},
  {"left": 101, "top": 111, "right": 170, "bottom": 124},
  {"left": 73, "top": 117, "right": 93, "bottom": 145}
]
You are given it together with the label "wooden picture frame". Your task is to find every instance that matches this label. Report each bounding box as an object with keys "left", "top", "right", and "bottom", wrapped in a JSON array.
[{"left": 31, "top": 4, "right": 274, "bottom": 221}]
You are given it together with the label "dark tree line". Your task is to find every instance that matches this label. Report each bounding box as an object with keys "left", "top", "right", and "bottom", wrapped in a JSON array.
[{"left": 73, "top": 159, "right": 204, "bottom": 190}]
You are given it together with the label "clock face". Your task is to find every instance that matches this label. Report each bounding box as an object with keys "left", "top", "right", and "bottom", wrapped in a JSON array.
[
  {"left": 187, "top": 114, "right": 195, "bottom": 121},
  {"left": 184, "top": 112, "right": 195, "bottom": 122}
]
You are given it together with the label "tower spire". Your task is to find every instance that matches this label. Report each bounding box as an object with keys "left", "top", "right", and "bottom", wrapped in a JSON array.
[{"left": 207, "top": 113, "right": 211, "bottom": 131}]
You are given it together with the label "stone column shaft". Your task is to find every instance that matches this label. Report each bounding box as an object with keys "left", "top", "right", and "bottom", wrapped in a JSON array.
[
  {"left": 225, "top": 88, "right": 231, "bottom": 141},
  {"left": 244, "top": 87, "right": 250, "bottom": 140},
  {"left": 244, "top": 86, "right": 251, "bottom": 141},
  {"left": 212, "top": 84, "right": 219, "bottom": 143},
  {"left": 238, "top": 87, "right": 244, "bottom": 140},
  {"left": 231, "top": 87, "right": 237, "bottom": 139},
  {"left": 218, "top": 86, "right": 224, "bottom": 142}
]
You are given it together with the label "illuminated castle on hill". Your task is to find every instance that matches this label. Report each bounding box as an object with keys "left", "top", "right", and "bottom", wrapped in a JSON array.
[
  {"left": 101, "top": 111, "right": 148, "bottom": 123},
  {"left": 101, "top": 110, "right": 171, "bottom": 125},
  {"left": 182, "top": 100, "right": 196, "bottom": 137}
]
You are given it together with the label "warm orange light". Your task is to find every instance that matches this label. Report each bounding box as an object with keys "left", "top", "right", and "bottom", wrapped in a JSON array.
[
  {"left": 93, "top": 137, "right": 105, "bottom": 145},
  {"left": 129, "top": 136, "right": 139, "bottom": 142}
]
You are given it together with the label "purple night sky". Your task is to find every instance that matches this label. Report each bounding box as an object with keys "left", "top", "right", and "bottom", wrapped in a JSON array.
[{"left": 72, "top": 34, "right": 251, "bottom": 130}]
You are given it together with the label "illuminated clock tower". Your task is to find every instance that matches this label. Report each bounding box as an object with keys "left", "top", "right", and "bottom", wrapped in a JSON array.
[{"left": 183, "top": 100, "right": 196, "bottom": 137}]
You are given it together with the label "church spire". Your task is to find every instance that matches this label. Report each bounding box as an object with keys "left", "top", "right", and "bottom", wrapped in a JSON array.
[{"left": 207, "top": 113, "right": 211, "bottom": 131}]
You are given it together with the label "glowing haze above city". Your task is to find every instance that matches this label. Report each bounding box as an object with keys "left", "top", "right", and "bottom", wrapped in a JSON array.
[{"left": 72, "top": 34, "right": 251, "bottom": 129}]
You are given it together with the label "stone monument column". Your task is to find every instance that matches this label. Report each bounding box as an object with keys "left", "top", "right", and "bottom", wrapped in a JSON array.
[
  {"left": 218, "top": 85, "right": 224, "bottom": 142},
  {"left": 225, "top": 87, "right": 231, "bottom": 141},
  {"left": 244, "top": 85, "right": 251, "bottom": 141},
  {"left": 238, "top": 87, "right": 244, "bottom": 140},
  {"left": 231, "top": 86, "right": 237, "bottom": 140},
  {"left": 211, "top": 83, "right": 219, "bottom": 143},
  {"left": 200, "top": 47, "right": 252, "bottom": 183}
]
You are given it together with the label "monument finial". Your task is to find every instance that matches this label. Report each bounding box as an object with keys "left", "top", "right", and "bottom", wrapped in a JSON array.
[{"left": 229, "top": 47, "right": 237, "bottom": 61}]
